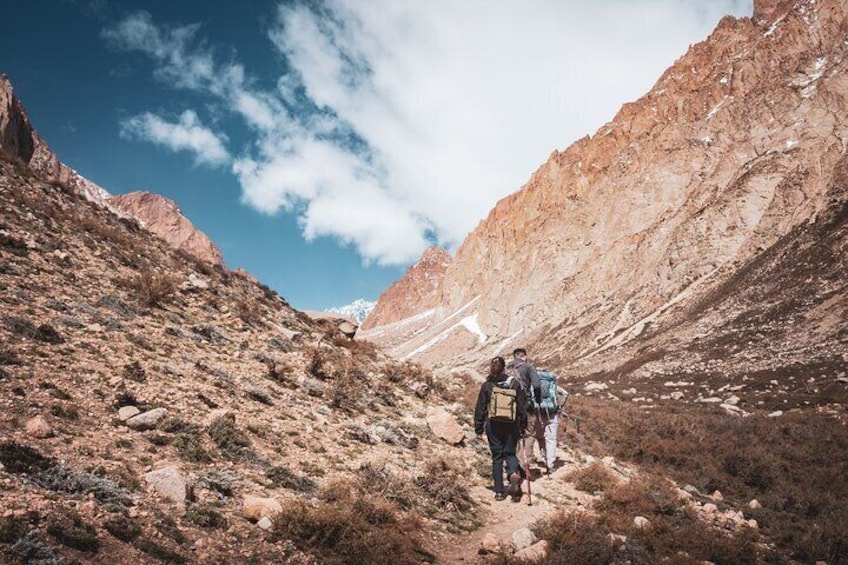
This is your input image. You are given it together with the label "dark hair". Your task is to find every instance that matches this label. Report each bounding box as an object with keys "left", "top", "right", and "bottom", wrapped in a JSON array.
[
  {"left": 488, "top": 356, "right": 506, "bottom": 380},
  {"left": 513, "top": 348, "right": 527, "bottom": 357}
]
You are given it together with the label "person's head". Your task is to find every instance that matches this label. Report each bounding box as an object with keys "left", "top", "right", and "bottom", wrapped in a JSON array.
[
  {"left": 489, "top": 356, "right": 506, "bottom": 378},
  {"left": 513, "top": 348, "right": 527, "bottom": 360}
]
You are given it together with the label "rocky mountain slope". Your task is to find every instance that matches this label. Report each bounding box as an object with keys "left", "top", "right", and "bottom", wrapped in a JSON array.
[
  {"left": 108, "top": 192, "right": 223, "bottom": 266},
  {"left": 360, "top": 246, "right": 451, "bottom": 332},
  {"left": 0, "top": 153, "right": 489, "bottom": 563},
  {"left": 0, "top": 75, "right": 223, "bottom": 266},
  {"left": 360, "top": 0, "right": 848, "bottom": 404}
]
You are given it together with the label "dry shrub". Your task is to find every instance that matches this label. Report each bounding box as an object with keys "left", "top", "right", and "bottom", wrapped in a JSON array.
[
  {"left": 307, "top": 346, "right": 349, "bottom": 381},
  {"left": 532, "top": 511, "right": 617, "bottom": 565},
  {"left": 332, "top": 335, "right": 380, "bottom": 360},
  {"left": 567, "top": 461, "right": 617, "bottom": 493},
  {"left": 235, "top": 298, "right": 262, "bottom": 325},
  {"left": 330, "top": 368, "right": 364, "bottom": 413},
  {"left": 128, "top": 265, "right": 179, "bottom": 307},
  {"left": 207, "top": 415, "right": 252, "bottom": 461},
  {"left": 569, "top": 398, "right": 842, "bottom": 563},
  {"left": 270, "top": 478, "right": 431, "bottom": 565}
]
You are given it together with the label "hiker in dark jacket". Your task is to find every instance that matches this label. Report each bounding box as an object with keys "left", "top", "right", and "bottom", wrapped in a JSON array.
[
  {"left": 508, "top": 348, "right": 542, "bottom": 471},
  {"left": 475, "top": 356, "right": 528, "bottom": 501}
]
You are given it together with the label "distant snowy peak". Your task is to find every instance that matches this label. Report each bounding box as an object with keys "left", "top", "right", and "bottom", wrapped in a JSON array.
[{"left": 329, "top": 299, "right": 376, "bottom": 324}]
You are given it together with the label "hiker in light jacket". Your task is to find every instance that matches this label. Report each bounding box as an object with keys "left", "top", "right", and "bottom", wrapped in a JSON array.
[{"left": 475, "top": 356, "right": 528, "bottom": 501}]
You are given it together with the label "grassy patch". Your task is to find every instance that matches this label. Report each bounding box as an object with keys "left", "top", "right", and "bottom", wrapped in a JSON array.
[{"left": 270, "top": 478, "right": 432, "bottom": 565}]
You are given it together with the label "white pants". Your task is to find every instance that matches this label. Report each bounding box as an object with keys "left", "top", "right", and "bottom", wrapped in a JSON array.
[{"left": 519, "top": 413, "right": 558, "bottom": 470}]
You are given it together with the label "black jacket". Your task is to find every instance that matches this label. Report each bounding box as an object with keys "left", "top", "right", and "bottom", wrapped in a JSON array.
[{"left": 474, "top": 373, "right": 528, "bottom": 435}]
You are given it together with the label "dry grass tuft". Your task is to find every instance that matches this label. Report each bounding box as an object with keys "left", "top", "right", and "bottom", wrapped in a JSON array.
[{"left": 270, "top": 478, "right": 432, "bottom": 565}]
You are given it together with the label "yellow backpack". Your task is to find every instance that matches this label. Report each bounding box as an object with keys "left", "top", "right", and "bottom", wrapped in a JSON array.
[{"left": 489, "top": 378, "right": 517, "bottom": 422}]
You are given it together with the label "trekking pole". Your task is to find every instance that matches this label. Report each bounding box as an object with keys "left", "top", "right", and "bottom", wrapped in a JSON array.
[{"left": 523, "top": 431, "right": 532, "bottom": 506}]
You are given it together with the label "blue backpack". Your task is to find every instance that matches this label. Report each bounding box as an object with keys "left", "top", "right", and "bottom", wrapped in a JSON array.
[{"left": 532, "top": 371, "right": 568, "bottom": 416}]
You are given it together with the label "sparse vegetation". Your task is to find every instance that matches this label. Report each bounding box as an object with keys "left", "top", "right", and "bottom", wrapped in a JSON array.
[
  {"left": 2, "top": 316, "right": 64, "bottom": 344},
  {"left": 184, "top": 503, "right": 228, "bottom": 530},
  {"left": 128, "top": 265, "right": 179, "bottom": 307},
  {"left": 207, "top": 415, "right": 252, "bottom": 460},
  {"left": 103, "top": 515, "right": 142, "bottom": 542},
  {"left": 46, "top": 509, "right": 100, "bottom": 553},
  {"left": 570, "top": 398, "right": 848, "bottom": 563},
  {"left": 270, "top": 478, "right": 432, "bottom": 565},
  {"left": 265, "top": 465, "right": 316, "bottom": 492},
  {"left": 568, "top": 461, "right": 617, "bottom": 493}
]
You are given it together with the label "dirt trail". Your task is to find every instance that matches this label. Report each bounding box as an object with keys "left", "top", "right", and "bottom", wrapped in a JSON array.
[{"left": 438, "top": 448, "right": 592, "bottom": 564}]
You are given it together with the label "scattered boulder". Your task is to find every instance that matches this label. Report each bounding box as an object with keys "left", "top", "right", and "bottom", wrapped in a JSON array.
[
  {"left": 633, "top": 516, "right": 650, "bottom": 529},
  {"left": 711, "top": 490, "right": 724, "bottom": 501},
  {"left": 118, "top": 406, "right": 140, "bottom": 422},
  {"left": 144, "top": 466, "right": 187, "bottom": 505},
  {"left": 25, "top": 416, "right": 53, "bottom": 438},
  {"left": 426, "top": 407, "right": 464, "bottom": 445},
  {"left": 184, "top": 274, "right": 209, "bottom": 290},
  {"left": 748, "top": 499, "right": 762, "bottom": 510},
  {"left": 514, "top": 540, "right": 548, "bottom": 562},
  {"left": 256, "top": 516, "right": 274, "bottom": 531},
  {"left": 768, "top": 410, "right": 784, "bottom": 418},
  {"left": 584, "top": 382, "right": 608, "bottom": 392},
  {"left": 479, "top": 532, "right": 501, "bottom": 554},
  {"left": 242, "top": 495, "right": 282, "bottom": 522},
  {"left": 126, "top": 408, "right": 168, "bottom": 430},
  {"left": 511, "top": 527, "right": 537, "bottom": 551},
  {"left": 703, "top": 503, "right": 718, "bottom": 514}
]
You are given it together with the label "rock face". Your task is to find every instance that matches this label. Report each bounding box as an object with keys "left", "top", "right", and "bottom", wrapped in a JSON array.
[
  {"left": 0, "top": 75, "right": 223, "bottom": 265},
  {"left": 358, "top": 1, "right": 848, "bottom": 387},
  {"left": 0, "top": 75, "right": 113, "bottom": 209},
  {"left": 108, "top": 191, "right": 224, "bottom": 266},
  {"left": 359, "top": 246, "right": 452, "bottom": 331}
]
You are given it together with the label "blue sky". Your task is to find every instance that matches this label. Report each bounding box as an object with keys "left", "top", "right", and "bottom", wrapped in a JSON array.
[{"left": 1, "top": 0, "right": 751, "bottom": 310}]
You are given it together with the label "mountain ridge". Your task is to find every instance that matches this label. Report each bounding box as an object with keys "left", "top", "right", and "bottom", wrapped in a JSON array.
[
  {"left": 359, "top": 0, "right": 848, "bottom": 388},
  {"left": 0, "top": 74, "right": 223, "bottom": 265}
]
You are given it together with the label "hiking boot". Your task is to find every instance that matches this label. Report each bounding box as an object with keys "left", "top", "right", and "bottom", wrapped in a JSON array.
[
  {"left": 494, "top": 492, "right": 506, "bottom": 501},
  {"left": 507, "top": 473, "right": 521, "bottom": 501}
]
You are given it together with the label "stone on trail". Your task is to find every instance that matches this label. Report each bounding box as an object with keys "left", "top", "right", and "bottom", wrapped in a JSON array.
[
  {"left": 145, "top": 466, "right": 188, "bottom": 504},
  {"left": 478, "top": 532, "right": 501, "bottom": 555},
  {"left": 426, "top": 406, "right": 464, "bottom": 445},
  {"left": 514, "top": 540, "right": 549, "bottom": 562},
  {"left": 25, "top": 416, "right": 53, "bottom": 438},
  {"left": 257, "top": 516, "right": 274, "bottom": 531},
  {"left": 633, "top": 516, "right": 650, "bottom": 529},
  {"left": 511, "top": 527, "right": 538, "bottom": 551},
  {"left": 118, "top": 406, "right": 140, "bottom": 421},
  {"left": 126, "top": 407, "right": 168, "bottom": 430}
]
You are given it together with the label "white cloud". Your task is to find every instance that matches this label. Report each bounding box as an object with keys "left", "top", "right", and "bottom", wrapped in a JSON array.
[
  {"left": 120, "top": 110, "right": 230, "bottom": 167},
  {"left": 105, "top": 1, "right": 752, "bottom": 265}
]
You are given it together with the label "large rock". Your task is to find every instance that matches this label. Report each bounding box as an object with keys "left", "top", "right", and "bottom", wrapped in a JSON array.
[
  {"left": 118, "top": 406, "right": 141, "bottom": 421},
  {"left": 25, "top": 416, "right": 53, "bottom": 438},
  {"left": 479, "top": 532, "right": 501, "bottom": 555},
  {"left": 242, "top": 495, "right": 282, "bottom": 522},
  {"left": 511, "top": 527, "right": 538, "bottom": 551},
  {"left": 145, "top": 466, "right": 187, "bottom": 504},
  {"left": 426, "top": 407, "right": 465, "bottom": 445},
  {"left": 514, "top": 540, "right": 548, "bottom": 562},
  {"left": 126, "top": 408, "right": 168, "bottom": 430}
]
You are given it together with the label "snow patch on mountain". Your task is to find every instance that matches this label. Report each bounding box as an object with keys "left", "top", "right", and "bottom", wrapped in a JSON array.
[{"left": 329, "top": 299, "right": 376, "bottom": 324}]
